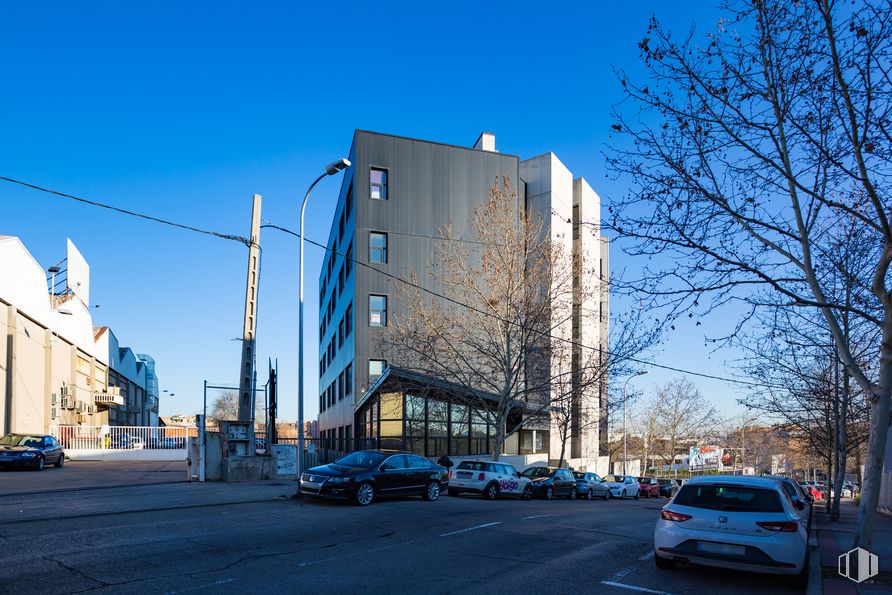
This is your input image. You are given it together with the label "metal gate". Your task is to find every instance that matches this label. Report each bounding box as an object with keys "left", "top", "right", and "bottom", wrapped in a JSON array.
[{"left": 50, "top": 425, "right": 195, "bottom": 461}]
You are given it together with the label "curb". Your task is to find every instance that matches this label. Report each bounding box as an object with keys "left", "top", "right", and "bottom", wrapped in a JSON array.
[{"left": 808, "top": 522, "right": 822, "bottom": 595}]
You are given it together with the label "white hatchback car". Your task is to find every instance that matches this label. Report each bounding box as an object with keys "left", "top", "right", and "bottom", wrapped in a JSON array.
[
  {"left": 447, "top": 460, "right": 533, "bottom": 500},
  {"left": 603, "top": 474, "right": 641, "bottom": 499},
  {"left": 654, "top": 475, "right": 808, "bottom": 586}
]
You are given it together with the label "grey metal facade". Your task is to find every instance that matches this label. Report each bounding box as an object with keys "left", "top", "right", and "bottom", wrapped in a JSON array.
[{"left": 317, "top": 130, "right": 521, "bottom": 440}]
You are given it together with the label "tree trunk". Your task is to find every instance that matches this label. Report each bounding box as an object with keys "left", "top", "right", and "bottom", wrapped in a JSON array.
[
  {"left": 825, "top": 451, "right": 834, "bottom": 515},
  {"left": 854, "top": 385, "right": 892, "bottom": 548}
]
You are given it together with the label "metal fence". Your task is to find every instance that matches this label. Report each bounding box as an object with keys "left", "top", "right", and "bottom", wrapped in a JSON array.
[
  {"left": 50, "top": 425, "right": 196, "bottom": 451},
  {"left": 277, "top": 437, "right": 378, "bottom": 469}
]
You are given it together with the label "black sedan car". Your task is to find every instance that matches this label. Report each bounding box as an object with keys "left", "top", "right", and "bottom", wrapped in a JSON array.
[
  {"left": 520, "top": 466, "right": 577, "bottom": 500},
  {"left": 656, "top": 478, "right": 679, "bottom": 498},
  {"left": 300, "top": 450, "right": 447, "bottom": 506},
  {"left": 0, "top": 433, "right": 65, "bottom": 470}
]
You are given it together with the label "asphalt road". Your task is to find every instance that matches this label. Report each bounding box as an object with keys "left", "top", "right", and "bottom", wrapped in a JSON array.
[{"left": 0, "top": 482, "right": 805, "bottom": 594}]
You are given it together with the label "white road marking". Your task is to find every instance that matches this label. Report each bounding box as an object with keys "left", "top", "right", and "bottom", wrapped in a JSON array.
[
  {"left": 601, "top": 580, "right": 674, "bottom": 594},
  {"left": 522, "top": 514, "right": 557, "bottom": 520},
  {"left": 608, "top": 564, "right": 635, "bottom": 583},
  {"left": 439, "top": 521, "right": 502, "bottom": 537},
  {"left": 638, "top": 550, "right": 655, "bottom": 561}
]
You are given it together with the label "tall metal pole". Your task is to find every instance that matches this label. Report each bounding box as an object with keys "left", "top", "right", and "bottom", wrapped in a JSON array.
[
  {"left": 239, "top": 194, "right": 262, "bottom": 433},
  {"left": 298, "top": 172, "right": 328, "bottom": 488},
  {"left": 296, "top": 159, "right": 350, "bottom": 494}
]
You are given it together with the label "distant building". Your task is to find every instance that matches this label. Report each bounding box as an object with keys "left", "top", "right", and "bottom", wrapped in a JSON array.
[
  {"left": 162, "top": 415, "right": 197, "bottom": 427},
  {"left": 0, "top": 236, "right": 160, "bottom": 434}
]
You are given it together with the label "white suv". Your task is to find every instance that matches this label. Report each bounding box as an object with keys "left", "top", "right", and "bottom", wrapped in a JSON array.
[
  {"left": 447, "top": 460, "right": 533, "bottom": 500},
  {"left": 654, "top": 475, "right": 808, "bottom": 587}
]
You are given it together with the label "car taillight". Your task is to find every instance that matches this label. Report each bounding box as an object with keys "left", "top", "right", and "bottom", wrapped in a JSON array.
[
  {"left": 661, "top": 509, "right": 692, "bottom": 522},
  {"left": 448, "top": 471, "right": 453, "bottom": 479},
  {"left": 756, "top": 521, "right": 799, "bottom": 532},
  {"left": 478, "top": 472, "right": 486, "bottom": 481}
]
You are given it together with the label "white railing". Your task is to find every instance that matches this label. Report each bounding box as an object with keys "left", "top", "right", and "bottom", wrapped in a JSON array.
[{"left": 50, "top": 425, "right": 196, "bottom": 451}]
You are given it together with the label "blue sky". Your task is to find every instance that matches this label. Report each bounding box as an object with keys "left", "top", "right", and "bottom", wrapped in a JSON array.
[{"left": 0, "top": 1, "right": 751, "bottom": 422}]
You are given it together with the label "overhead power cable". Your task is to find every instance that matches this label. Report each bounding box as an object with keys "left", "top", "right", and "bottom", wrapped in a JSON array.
[
  {"left": 0, "top": 176, "right": 251, "bottom": 246},
  {"left": 261, "top": 223, "right": 781, "bottom": 390}
]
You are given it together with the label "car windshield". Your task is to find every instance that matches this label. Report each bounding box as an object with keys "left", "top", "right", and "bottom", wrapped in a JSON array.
[
  {"left": 605, "top": 475, "right": 626, "bottom": 483},
  {"left": 657, "top": 479, "right": 671, "bottom": 485},
  {"left": 674, "top": 484, "right": 784, "bottom": 512},
  {"left": 637, "top": 477, "right": 649, "bottom": 483},
  {"left": 457, "top": 461, "right": 489, "bottom": 471},
  {"left": 573, "top": 472, "right": 586, "bottom": 479},
  {"left": 0, "top": 434, "right": 42, "bottom": 447},
  {"left": 334, "top": 451, "right": 386, "bottom": 467},
  {"left": 521, "top": 467, "right": 553, "bottom": 478}
]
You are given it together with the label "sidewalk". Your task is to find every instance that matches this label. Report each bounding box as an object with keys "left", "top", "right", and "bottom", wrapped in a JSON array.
[{"left": 813, "top": 500, "right": 892, "bottom": 594}]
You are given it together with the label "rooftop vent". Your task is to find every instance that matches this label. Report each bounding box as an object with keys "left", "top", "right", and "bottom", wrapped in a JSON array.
[{"left": 473, "top": 132, "right": 497, "bottom": 152}]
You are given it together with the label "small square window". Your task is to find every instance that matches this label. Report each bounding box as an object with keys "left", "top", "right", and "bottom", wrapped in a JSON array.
[
  {"left": 369, "top": 294, "right": 387, "bottom": 327},
  {"left": 369, "top": 232, "right": 388, "bottom": 264},
  {"left": 369, "top": 359, "right": 386, "bottom": 381},
  {"left": 370, "top": 168, "right": 388, "bottom": 200},
  {"left": 345, "top": 362, "right": 353, "bottom": 396}
]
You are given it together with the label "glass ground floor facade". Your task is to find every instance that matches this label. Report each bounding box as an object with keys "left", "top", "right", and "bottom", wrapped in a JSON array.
[{"left": 353, "top": 367, "right": 549, "bottom": 459}]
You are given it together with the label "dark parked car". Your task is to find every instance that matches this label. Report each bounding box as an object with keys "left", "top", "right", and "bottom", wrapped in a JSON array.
[
  {"left": 573, "top": 471, "right": 610, "bottom": 500},
  {"left": 299, "top": 450, "right": 447, "bottom": 506},
  {"left": 0, "top": 433, "right": 65, "bottom": 470},
  {"left": 657, "top": 478, "right": 679, "bottom": 498},
  {"left": 520, "top": 466, "right": 577, "bottom": 500}
]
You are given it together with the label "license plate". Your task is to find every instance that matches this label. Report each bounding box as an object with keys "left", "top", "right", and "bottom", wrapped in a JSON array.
[
  {"left": 697, "top": 542, "right": 745, "bottom": 556},
  {"left": 456, "top": 472, "right": 472, "bottom": 478}
]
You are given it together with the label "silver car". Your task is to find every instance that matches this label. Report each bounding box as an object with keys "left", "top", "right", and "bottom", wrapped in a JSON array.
[{"left": 573, "top": 471, "right": 611, "bottom": 500}]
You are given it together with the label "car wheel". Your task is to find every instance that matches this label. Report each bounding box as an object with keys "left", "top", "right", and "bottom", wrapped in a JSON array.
[
  {"left": 545, "top": 486, "right": 554, "bottom": 500},
  {"left": 622, "top": 490, "right": 627, "bottom": 499},
  {"left": 448, "top": 488, "right": 460, "bottom": 497},
  {"left": 655, "top": 553, "right": 677, "bottom": 570},
  {"left": 484, "top": 482, "right": 499, "bottom": 501},
  {"left": 568, "top": 487, "right": 576, "bottom": 500},
  {"left": 423, "top": 481, "right": 441, "bottom": 501},
  {"left": 604, "top": 489, "right": 610, "bottom": 500},
  {"left": 54, "top": 455, "right": 64, "bottom": 468},
  {"left": 522, "top": 485, "right": 533, "bottom": 500},
  {"left": 355, "top": 482, "right": 375, "bottom": 506},
  {"left": 634, "top": 490, "right": 640, "bottom": 500},
  {"left": 34, "top": 456, "right": 45, "bottom": 471},
  {"left": 585, "top": 489, "right": 593, "bottom": 500}
]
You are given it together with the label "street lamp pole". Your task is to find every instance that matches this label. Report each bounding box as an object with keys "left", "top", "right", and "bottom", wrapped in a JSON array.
[
  {"left": 623, "top": 371, "right": 647, "bottom": 475},
  {"left": 297, "top": 158, "right": 350, "bottom": 492}
]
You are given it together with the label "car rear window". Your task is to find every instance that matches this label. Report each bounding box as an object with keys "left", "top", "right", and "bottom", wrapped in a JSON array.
[{"left": 674, "top": 484, "right": 783, "bottom": 513}]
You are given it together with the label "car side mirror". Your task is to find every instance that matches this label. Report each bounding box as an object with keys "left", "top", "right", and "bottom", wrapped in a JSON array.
[
  {"left": 380, "top": 464, "right": 391, "bottom": 472},
  {"left": 795, "top": 500, "right": 805, "bottom": 511}
]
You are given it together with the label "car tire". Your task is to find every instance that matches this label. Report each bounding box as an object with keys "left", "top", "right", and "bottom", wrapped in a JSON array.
[
  {"left": 34, "top": 456, "right": 45, "bottom": 471},
  {"left": 448, "top": 488, "right": 460, "bottom": 497},
  {"left": 423, "top": 481, "right": 441, "bottom": 502},
  {"left": 655, "top": 553, "right": 677, "bottom": 570},
  {"left": 54, "top": 455, "right": 64, "bottom": 468},
  {"left": 355, "top": 482, "right": 375, "bottom": 506},
  {"left": 585, "top": 489, "right": 593, "bottom": 500},
  {"left": 522, "top": 485, "right": 533, "bottom": 500},
  {"left": 622, "top": 490, "right": 627, "bottom": 499},
  {"left": 568, "top": 488, "right": 576, "bottom": 500},
  {"left": 634, "top": 490, "right": 640, "bottom": 500},
  {"left": 545, "top": 486, "right": 554, "bottom": 500},
  {"left": 604, "top": 489, "right": 610, "bottom": 500},
  {"left": 484, "top": 482, "right": 499, "bottom": 501}
]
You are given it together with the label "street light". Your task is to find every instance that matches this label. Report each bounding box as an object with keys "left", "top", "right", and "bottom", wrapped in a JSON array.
[
  {"left": 298, "top": 158, "right": 350, "bottom": 491},
  {"left": 623, "top": 370, "right": 648, "bottom": 475}
]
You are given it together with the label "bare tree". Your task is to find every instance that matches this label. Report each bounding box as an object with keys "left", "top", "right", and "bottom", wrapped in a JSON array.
[
  {"left": 651, "top": 378, "right": 721, "bottom": 475},
  {"left": 607, "top": 0, "right": 891, "bottom": 546},
  {"left": 210, "top": 390, "right": 239, "bottom": 424}
]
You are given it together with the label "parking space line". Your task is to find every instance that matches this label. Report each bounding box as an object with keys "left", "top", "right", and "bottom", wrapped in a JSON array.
[
  {"left": 638, "top": 551, "right": 654, "bottom": 561},
  {"left": 439, "top": 522, "right": 502, "bottom": 537},
  {"left": 601, "top": 580, "right": 673, "bottom": 594},
  {"left": 522, "top": 514, "right": 557, "bottom": 520}
]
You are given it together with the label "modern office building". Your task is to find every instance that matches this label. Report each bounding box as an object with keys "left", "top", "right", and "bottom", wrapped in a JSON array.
[
  {"left": 316, "top": 130, "right": 609, "bottom": 468},
  {"left": 0, "top": 236, "right": 160, "bottom": 434}
]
